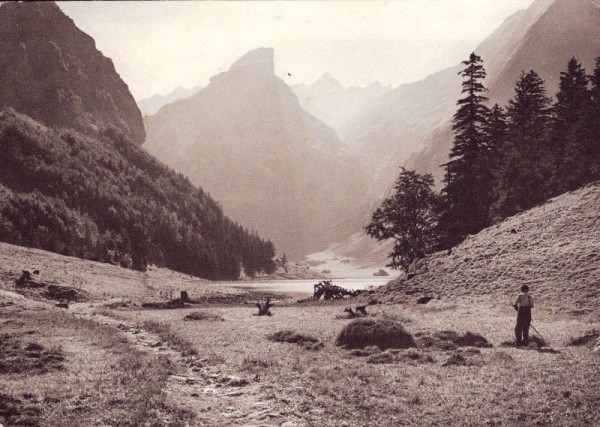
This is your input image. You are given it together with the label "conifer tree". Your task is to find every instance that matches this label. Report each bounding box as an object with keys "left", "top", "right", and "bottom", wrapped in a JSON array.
[
  {"left": 492, "top": 71, "right": 553, "bottom": 219},
  {"left": 587, "top": 57, "right": 600, "bottom": 181},
  {"left": 483, "top": 104, "right": 507, "bottom": 221},
  {"left": 440, "top": 52, "right": 490, "bottom": 247},
  {"left": 551, "top": 58, "right": 591, "bottom": 191}
]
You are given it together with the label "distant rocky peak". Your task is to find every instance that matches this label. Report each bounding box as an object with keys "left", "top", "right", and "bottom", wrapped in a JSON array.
[
  {"left": 312, "top": 73, "right": 346, "bottom": 92},
  {"left": 229, "top": 47, "right": 275, "bottom": 74}
]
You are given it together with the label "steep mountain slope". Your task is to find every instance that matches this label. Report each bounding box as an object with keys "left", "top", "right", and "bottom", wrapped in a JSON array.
[
  {"left": 292, "top": 74, "right": 390, "bottom": 139},
  {"left": 375, "top": 182, "right": 600, "bottom": 312},
  {"left": 144, "top": 48, "right": 371, "bottom": 258},
  {"left": 137, "top": 85, "right": 203, "bottom": 117},
  {"left": 0, "top": 2, "right": 145, "bottom": 145},
  {"left": 0, "top": 109, "right": 275, "bottom": 280},
  {"left": 345, "top": 0, "right": 556, "bottom": 192},
  {"left": 409, "top": 0, "right": 600, "bottom": 184}
]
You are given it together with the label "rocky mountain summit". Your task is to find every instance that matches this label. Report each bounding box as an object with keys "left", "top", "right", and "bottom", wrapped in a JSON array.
[{"left": 0, "top": 2, "right": 145, "bottom": 145}]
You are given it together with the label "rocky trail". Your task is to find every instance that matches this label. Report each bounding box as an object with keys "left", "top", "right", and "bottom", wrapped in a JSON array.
[{"left": 70, "top": 303, "right": 297, "bottom": 426}]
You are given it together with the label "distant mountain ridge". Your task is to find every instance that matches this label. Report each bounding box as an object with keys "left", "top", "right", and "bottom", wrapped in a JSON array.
[
  {"left": 0, "top": 2, "right": 145, "bottom": 145},
  {"left": 144, "top": 48, "right": 372, "bottom": 258},
  {"left": 292, "top": 74, "right": 390, "bottom": 139},
  {"left": 137, "top": 85, "right": 203, "bottom": 117}
]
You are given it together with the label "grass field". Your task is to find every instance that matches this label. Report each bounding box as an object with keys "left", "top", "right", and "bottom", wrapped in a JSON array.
[{"left": 113, "top": 301, "right": 600, "bottom": 426}]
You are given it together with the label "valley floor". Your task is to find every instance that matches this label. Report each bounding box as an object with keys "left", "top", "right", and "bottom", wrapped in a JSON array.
[{"left": 1, "top": 242, "right": 599, "bottom": 426}]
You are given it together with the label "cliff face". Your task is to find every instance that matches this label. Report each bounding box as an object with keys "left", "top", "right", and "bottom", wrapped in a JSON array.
[{"left": 0, "top": 2, "right": 145, "bottom": 145}]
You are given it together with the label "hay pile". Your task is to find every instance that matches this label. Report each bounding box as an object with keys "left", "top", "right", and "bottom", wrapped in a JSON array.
[
  {"left": 183, "top": 311, "right": 224, "bottom": 322},
  {"left": 417, "top": 330, "right": 492, "bottom": 350},
  {"left": 568, "top": 330, "right": 599, "bottom": 347},
  {"left": 268, "top": 330, "right": 324, "bottom": 350},
  {"left": 336, "top": 319, "right": 415, "bottom": 350}
]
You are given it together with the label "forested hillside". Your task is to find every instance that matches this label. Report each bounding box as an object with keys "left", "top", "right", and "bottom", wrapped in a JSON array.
[{"left": 0, "top": 109, "right": 275, "bottom": 279}]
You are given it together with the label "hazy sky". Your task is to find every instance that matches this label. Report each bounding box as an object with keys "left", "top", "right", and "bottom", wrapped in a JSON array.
[{"left": 58, "top": 1, "right": 535, "bottom": 101}]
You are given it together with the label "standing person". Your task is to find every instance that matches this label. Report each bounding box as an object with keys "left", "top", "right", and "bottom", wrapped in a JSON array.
[{"left": 513, "top": 285, "right": 534, "bottom": 347}]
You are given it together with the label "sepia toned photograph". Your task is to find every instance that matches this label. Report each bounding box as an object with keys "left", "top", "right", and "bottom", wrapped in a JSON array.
[{"left": 0, "top": 0, "right": 599, "bottom": 425}]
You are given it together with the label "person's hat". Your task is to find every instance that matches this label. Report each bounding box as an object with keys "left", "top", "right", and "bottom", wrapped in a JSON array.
[{"left": 520, "top": 284, "right": 530, "bottom": 292}]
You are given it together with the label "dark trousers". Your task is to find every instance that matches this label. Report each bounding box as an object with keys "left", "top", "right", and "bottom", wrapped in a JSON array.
[{"left": 515, "top": 307, "right": 532, "bottom": 346}]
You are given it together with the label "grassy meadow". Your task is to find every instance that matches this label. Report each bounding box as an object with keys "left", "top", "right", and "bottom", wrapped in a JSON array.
[{"left": 1, "top": 241, "right": 599, "bottom": 426}]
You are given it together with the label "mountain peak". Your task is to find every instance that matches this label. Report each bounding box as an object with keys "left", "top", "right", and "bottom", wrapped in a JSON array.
[
  {"left": 230, "top": 47, "right": 275, "bottom": 74},
  {"left": 312, "top": 73, "right": 345, "bottom": 92}
]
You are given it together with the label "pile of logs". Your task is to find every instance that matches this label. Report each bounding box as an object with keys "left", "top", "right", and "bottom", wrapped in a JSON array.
[{"left": 313, "top": 280, "right": 364, "bottom": 300}]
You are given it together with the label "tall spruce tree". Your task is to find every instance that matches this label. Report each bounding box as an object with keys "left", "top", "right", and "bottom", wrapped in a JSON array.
[
  {"left": 440, "top": 52, "right": 490, "bottom": 247},
  {"left": 483, "top": 104, "right": 507, "bottom": 221},
  {"left": 492, "top": 70, "right": 553, "bottom": 219},
  {"left": 588, "top": 57, "right": 600, "bottom": 181},
  {"left": 552, "top": 58, "right": 591, "bottom": 192},
  {"left": 484, "top": 104, "right": 507, "bottom": 157}
]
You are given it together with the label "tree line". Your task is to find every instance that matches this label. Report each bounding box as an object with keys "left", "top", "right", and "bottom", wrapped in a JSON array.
[
  {"left": 368, "top": 53, "right": 600, "bottom": 271},
  {"left": 0, "top": 110, "right": 275, "bottom": 279}
]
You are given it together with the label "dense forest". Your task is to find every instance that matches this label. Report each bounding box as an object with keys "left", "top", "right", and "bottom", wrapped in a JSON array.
[
  {"left": 369, "top": 54, "right": 600, "bottom": 270},
  {"left": 0, "top": 109, "right": 275, "bottom": 280}
]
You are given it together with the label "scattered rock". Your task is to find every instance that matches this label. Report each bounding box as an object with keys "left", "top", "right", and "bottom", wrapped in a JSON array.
[{"left": 219, "top": 375, "right": 249, "bottom": 387}]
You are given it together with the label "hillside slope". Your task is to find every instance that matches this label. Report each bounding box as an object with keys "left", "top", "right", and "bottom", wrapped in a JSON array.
[
  {"left": 376, "top": 182, "right": 600, "bottom": 312},
  {"left": 0, "top": 109, "right": 275, "bottom": 280}
]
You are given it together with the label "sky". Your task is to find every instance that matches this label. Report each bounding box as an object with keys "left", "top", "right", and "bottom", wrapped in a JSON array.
[{"left": 58, "top": 1, "right": 535, "bottom": 101}]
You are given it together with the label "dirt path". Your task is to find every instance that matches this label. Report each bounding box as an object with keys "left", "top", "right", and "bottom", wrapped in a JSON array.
[{"left": 71, "top": 304, "right": 298, "bottom": 426}]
